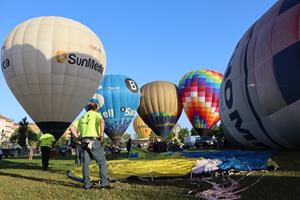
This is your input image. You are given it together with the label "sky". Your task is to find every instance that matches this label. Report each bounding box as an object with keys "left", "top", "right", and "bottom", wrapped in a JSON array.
[{"left": 0, "top": 0, "right": 277, "bottom": 136}]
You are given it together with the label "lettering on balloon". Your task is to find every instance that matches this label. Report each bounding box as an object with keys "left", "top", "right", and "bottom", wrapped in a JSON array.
[
  {"left": 223, "top": 58, "right": 259, "bottom": 143},
  {"left": 1, "top": 58, "right": 10, "bottom": 70},
  {"left": 120, "top": 107, "right": 136, "bottom": 116},
  {"left": 102, "top": 109, "right": 114, "bottom": 118},
  {"left": 55, "top": 50, "right": 104, "bottom": 74},
  {"left": 68, "top": 53, "right": 104, "bottom": 74},
  {"left": 125, "top": 78, "right": 138, "bottom": 93}
]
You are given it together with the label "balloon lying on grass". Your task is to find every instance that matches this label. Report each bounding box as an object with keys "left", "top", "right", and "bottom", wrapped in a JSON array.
[
  {"left": 219, "top": 0, "right": 300, "bottom": 149},
  {"left": 137, "top": 81, "right": 182, "bottom": 139},
  {"left": 97, "top": 75, "right": 140, "bottom": 144},
  {"left": 133, "top": 115, "right": 152, "bottom": 139},
  {"left": 179, "top": 70, "right": 223, "bottom": 135},
  {"left": 1, "top": 16, "right": 106, "bottom": 140}
]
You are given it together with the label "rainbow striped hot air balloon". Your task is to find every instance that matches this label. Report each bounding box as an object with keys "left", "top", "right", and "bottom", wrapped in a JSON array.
[{"left": 178, "top": 70, "right": 223, "bottom": 135}]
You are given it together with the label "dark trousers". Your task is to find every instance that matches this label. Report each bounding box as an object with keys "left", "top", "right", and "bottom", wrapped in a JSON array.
[
  {"left": 41, "top": 146, "right": 51, "bottom": 170},
  {"left": 75, "top": 144, "right": 82, "bottom": 166}
]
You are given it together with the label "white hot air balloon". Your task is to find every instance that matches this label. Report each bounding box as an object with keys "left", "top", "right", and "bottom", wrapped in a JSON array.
[{"left": 1, "top": 16, "right": 106, "bottom": 140}]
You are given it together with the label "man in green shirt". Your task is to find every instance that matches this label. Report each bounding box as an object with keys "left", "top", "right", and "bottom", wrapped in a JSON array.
[
  {"left": 70, "top": 102, "right": 111, "bottom": 189},
  {"left": 38, "top": 133, "right": 55, "bottom": 170}
]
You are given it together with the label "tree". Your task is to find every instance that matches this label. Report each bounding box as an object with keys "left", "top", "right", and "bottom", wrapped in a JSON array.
[
  {"left": 177, "top": 128, "right": 190, "bottom": 142},
  {"left": 10, "top": 130, "right": 19, "bottom": 144},
  {"left": 27, "top": 129, "right": 40, "bottom": 145},
  {"left": 209, "top": 123, "right": 223, "bottom": 136},
  {"left": 18, "top": 117, "right": 29, "bottom": 148}
]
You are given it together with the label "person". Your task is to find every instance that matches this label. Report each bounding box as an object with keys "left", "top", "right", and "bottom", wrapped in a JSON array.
[
  {"left": 126, "top": 138, "right": 132, "bottom": 157},
  {"left": 0, "top": 148, "right": 3, "bottom": 160},
  {"left": 28, "top": 145, "right": 33, "bottom": 160},
  {"left": 69, "top": 123, "right": 82, "bottom": 166},
  {"left": 38, "top": 133, "right": 55, "bottom": 170},
  {"left": 70, "top": 102, "right": 111, "bottom": 189}
]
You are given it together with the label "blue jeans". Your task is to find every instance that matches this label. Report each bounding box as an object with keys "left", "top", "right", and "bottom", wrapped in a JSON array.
[{"left": 82, "top": 139, "right": 109, "bottom": 187}]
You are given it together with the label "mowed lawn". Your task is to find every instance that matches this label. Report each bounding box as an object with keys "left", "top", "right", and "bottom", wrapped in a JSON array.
[{"left": 0, "top": 151, "right": 300, "bottom": 200}]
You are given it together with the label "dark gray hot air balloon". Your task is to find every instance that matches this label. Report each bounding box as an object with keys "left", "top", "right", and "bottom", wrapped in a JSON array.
[{"left": 219, "top": 0, "right": 300, "bottom": 149}]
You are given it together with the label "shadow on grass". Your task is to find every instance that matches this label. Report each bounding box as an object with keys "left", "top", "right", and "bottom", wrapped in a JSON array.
[
  {"left": 233, "top": 174, "right": 300, "bottom": 200},
  {"left": 0, "top": 159, "right": 73, "bottom": 174},
  {"left": 0, "top": 171, "right": 82, "bottom": 188},
  {"left": 0, "top": 159, "right": 41, "bottom": 170},
  {"left": 123, "top": 173, "right": 300, "bottom": 199}
]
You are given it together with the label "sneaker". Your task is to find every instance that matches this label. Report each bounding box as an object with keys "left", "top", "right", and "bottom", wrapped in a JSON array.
[{"left": 83, "top": 183, "right": 92, "bottom": 189}]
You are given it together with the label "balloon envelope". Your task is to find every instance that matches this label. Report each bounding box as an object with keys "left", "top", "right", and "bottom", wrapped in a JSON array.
[
  {"left": 133, "top": 115, "right": 152, "bottom": 139},
  {"left": 137, "top": 81, "right": 182, "bottom": 139},
  {"left": 97, "top": 75, "right": 140, "bottom": 144},
  {"left": 1, "top": 16, "right": 106, "bottom": 140},
  {"left": 220, "top": 1, "right": 300, "bottom": 149},
  {"left": 179, "top": 70, "right": 223, "bottom": 135}
]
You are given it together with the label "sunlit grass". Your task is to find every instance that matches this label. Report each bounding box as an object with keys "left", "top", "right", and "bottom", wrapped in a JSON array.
[{"left": 0, "top": 151, "right": 299, "bottom": 199}]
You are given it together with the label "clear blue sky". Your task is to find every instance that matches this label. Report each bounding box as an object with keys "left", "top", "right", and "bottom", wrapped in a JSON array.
[{"left": 0, "top": 0, "right": 277, "bottom": 136}]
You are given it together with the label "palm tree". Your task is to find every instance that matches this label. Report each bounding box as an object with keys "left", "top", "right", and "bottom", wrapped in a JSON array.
[{"left": 18, "top": 117, "right": 29, "bottom": 154}]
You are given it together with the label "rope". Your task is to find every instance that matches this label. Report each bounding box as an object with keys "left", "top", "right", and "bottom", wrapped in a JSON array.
[{"left": 194, "top": 171, "right": 266, "bottom": 200}]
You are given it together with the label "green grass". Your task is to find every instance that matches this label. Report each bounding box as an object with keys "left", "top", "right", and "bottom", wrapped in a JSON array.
[{"left": 0, "top": 151, "right": 300, "bottom": 200}]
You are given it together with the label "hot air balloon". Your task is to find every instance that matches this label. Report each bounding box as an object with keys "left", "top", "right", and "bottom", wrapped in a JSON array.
[
  {"left": 219, "top": 0, "right": 300, "bottom": 149},
  {"left": 133, "top": 115, "right": 152, "bottom": 139},
  {"left": 137, "top": 81, "right": 182, "bottom": 139},
  {"left": 97, "top": 75, "right": 140, "bottom": 144},
  {"left": 84, "top": 85, "right": 105, "bottom": 111},
  {"left": 1, "top": 16, "right": 106, "bottom": 140},
  {"left": 179, "top": 70, "right": 223, "bottom": 135}
]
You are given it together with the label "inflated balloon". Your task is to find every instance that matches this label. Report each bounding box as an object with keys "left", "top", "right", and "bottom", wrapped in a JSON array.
[
  {"left": 1, "top": 16, "right": 106, "bottom": 140},
  {"left": 84, "top": 85, "right": 105, "bottom": 111},
  {"left": 137, "top": 81, "right": 182, "bottom": 139},
  {"left": 98, "top": 75, "right": 140, "bottom": 144},
  {"left": 220, "top": 1, "right": 300, "bottom": 149},
  {"left": 179, "top": 70, "right": 223, "bottom": 135},
  {"left": 133, "top": 115, "right": 152, "bottom": 139}
]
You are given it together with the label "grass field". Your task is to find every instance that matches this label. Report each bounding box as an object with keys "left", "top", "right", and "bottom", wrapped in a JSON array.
[{"left": 0, "top": 151, "right": 299, "bottom": 200}]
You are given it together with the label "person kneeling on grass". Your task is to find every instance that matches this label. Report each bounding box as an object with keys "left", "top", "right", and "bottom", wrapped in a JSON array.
[{"left": 70, "top": 102, "right": 112, "bottom": 190}]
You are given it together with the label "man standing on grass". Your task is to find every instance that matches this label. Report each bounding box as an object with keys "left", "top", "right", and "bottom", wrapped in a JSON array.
[
  {"left": 38, "top": 133, "right": 55, "bottom": 170},
  {"left": 70, "top": 102, "right": 111, "bottom": 189},
  {"left": 69, "top": 121, "right": 82, "bottom": 166}
]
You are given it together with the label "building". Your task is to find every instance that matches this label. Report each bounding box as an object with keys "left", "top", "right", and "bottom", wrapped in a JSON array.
[
  {"left": 0, "top": 115, "right": 15, "bottom": 146},
  {"left": 0, "top": 115, "right": 41, "bottom": 147}
]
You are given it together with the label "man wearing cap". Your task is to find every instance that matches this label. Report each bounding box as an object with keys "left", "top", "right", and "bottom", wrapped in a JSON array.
[
  {"left": 38, "top": 133, "right": 56, "bottom": 170},
  {"left": 70, "top": 102, "right": 111, "bottom": 189}
]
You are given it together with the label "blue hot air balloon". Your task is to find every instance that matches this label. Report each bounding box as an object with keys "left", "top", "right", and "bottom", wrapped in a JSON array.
[{"left": 94, "top": 75, "right": 140, "bottom": 144}]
